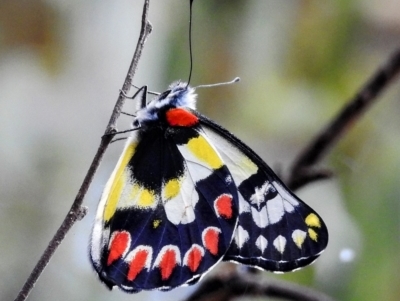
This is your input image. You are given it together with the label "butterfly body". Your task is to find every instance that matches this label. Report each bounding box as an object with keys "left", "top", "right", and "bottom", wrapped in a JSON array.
[{"left": 90, "top": 82, "right": 328, "bottom": 293}]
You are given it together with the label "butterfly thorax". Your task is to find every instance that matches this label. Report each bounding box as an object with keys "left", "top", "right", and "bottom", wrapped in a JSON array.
[{"left": 133, "top": 82, "right": 198, "bottom": 129}]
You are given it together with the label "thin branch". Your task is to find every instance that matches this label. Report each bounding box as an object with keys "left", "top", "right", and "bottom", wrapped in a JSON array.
[
  {"left": 287, "top": 49, "right": 400, "bottom": 190},
  {"left": 13, "top": 1, "right": 152, "bottom": 301},
  {"left": 183, "top": 271, "right": 335, "bottom": 301}
]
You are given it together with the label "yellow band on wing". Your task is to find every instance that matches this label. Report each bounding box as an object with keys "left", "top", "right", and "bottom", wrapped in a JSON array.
[
  {"left": 187, "top": 135, "right": 223, "bottom": 169},
  {"left": 164, "top": 178, "right": 181, "bottom": 200},
  {"left": 104, "top": 142, "right": 137, "bottom": 222}
]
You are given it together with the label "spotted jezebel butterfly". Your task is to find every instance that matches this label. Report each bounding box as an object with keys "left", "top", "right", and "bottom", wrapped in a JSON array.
[{"left": 90, "top": 82, "right": 328, "bottom": 293}]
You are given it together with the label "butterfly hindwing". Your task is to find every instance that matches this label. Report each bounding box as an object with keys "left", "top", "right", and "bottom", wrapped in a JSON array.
[
  {"left": 90, "top": 121, "right": 238, "bottom": 292},
  {"left": 197, "top": 112, "right": 328, "bottom": 272}
]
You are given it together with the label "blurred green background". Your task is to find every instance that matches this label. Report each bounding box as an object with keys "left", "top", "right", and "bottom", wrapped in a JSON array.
[{"left": 1, "top": 1, "right": 399, "bottom": 300}]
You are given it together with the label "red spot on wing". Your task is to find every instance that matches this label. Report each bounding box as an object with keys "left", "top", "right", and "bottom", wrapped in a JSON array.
[
  {"left": 127, "top": 249, "right": 149, "bottom": 281},
  {"left": 185, "top": 246, "right": 203, "bottom": 272},
  {"left": 166, "top": 108, "right": 199, "bottom": 127},
  {"left": 159, "top": 249, "right": 178, "bottom": 280},
  {"left": 215, "top": 194, "right": 233, "bottom": 219},
  {"left": 203, "top": 227, "right": 220, "bottom": 256},
  {"left": 107, "top": 231, "right": 130, "bottom": 266}
]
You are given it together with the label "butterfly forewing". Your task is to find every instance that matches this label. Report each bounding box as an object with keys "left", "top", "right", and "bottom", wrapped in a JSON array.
[
  {"left": 197, "top": 113, "right": 328, "bottom": 272},
  {"left": 90, "top": 122, "right": 238, "bottom": 292}
]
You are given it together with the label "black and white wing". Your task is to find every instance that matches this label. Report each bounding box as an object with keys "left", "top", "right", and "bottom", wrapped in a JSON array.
[{"left": 197, "top": 112, "right": 329, "bottom": 272}]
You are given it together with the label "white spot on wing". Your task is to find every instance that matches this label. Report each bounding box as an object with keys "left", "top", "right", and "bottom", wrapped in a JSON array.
[
  {"left": 273, "top": 181, "right": 299, "bottom": 208},
  {"left": 238, "top": 195, "right": 250, "bottom": 213},
  {"left": 251, "top": 206, "right": 268, "bottom": 228},
  {"left": 255, "top": 235, "right": 268, "bottom": 253},
  {"left": 250, "top": 182, "right": 271, "bottom": 209},
  {"left": 234, "top": 225, "right": 249, "bottom": 249},
  {"left": 163, "top": 172, "right": 199, "bottom": 225},
  {"left": 292, "top": 229, "right": 307, "bottom": 248},
  {"left": 273, "top": 235, "right": 287, "bottom": 254},
  {"left": 266, "top": 194, "right": 286, "bottom": 224}
]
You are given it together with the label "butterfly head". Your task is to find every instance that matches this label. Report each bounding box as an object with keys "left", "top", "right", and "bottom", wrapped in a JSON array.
[{"left": 133, "top": 82, "right": 197, "bottom": 128}]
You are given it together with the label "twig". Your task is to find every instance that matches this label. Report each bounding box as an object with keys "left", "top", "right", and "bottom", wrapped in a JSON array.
[
  {"left": 287, "top": 49, "right": 400, "bottom": 190},
  {"left": 13, "top": 1, "right": 152, "bottom": 301},
  {"left": 183, "top": 271, "right": 335, "bottom": 301}
]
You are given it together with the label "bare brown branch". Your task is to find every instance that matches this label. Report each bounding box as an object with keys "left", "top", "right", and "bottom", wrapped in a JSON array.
[
  {"left": 13, "top": 1, "right": 152, "bottom": 301},
  {"left": 288, "top": 49, "right": 400, "bottom": 190}
]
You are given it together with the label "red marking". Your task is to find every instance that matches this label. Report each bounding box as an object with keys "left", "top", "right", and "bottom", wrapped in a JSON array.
[
  {"left": 186, "top": 246, "right": 203, "bottom": 272},
  {"left": 166, "top": 108, "right": 199, "bottom": 127},
  {"left": 127, "top": 249, "right": 149, "bottom": 281},
  {"left": 215, "top": 194, "right": 233, "bottom": 219},
  {"left": 107, "top": 231, "right": 130, "bottom": 266},
  {"left": 204, "top": 228, "right": 220, "bottom": 256},
  {"left": 159, "top": 249, "right": 177, "bottom": 280}
]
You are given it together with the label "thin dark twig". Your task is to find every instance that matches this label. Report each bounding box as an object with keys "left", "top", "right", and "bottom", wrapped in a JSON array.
[
  {"left": 13, "top": 1, "right": 152, "bottom": 301},
  {"left": 288, "top": 49, "right": 400, "bottom": 190},
  {"left": 183, "top": 272, "right": 335, "bottom": 301}
]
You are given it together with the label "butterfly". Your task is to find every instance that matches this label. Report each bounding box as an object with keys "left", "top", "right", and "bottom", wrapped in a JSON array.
[{"left": 90, "top": 81, "right": 328, "bottom": 293}]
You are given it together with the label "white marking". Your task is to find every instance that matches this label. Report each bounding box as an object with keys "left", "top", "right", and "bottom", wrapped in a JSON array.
[
  {"left": 273, "top": 235, "right": 287, "bottom": 254},
  {"left": 249, "top": 181, "right": 302, "bottom": 228},
  {"left": 153, "top": 245, "right": 181, "bottom": 268},
  {"left": 250, "top": 182, "right": 271, "bottom": 209},
  {"left": 273, "top": 181, "right": 299, "bottom": 208},
  {"left": 265, "top": 194, "right": 286, "bottom": 224},
  {"left": 251, "top": 206, "right": 268, "bottom": 228},
  {"left": 255, "top": 235, "right": 268, "bottom": 253},
  {"left": 292, "top": 229, "right": 307, "bottom": 248},
  {"left": 233, "top": 225, "right": 249, "bottom": 249},
  {"left": 238, "top": 195, "right": 250, "bottom": 213},
  {"left": 163, "top": 172, "right": 199, "bottom": 225},
  {"left": 225, "top": 175, "right": 233, "bottom": 184},
  {"left": 125, "top": 245, "right": 153, "bottom": 270}
]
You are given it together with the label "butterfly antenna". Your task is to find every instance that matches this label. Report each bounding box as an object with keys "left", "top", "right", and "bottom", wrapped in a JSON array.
[
  {"left": 186, "top": 0, "right": 194, "bottom": 88},
  {"left": 195, "top": 77, "right": 241, "bottom": 89},
  {"left": 131, "top": 83, "right": 160, "bottom": 96}
]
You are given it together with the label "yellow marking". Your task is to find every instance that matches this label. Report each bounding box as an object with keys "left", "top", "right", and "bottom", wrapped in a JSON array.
[
  {"left": 305, "top": 213, "right": 321, "bottom": 228},
  {"left": 164, "top": 179, "right": 180, "bottom": 200},
  {"left": 137, "top": 189, "right": 156, "bottom": 207},
  {"left": 129, "top": 183, "right": 141, "bottom": 200},
  {"left": 104, "top": 142, "right": 137, "bottom": 221},
  {"left": 153, "top": 219, "right": 162, "bottom": 228},
  {"left": 187, "top": 136, "right": 223, "bottom": 169},
  {"left": 308, "top": 228, "right": 318, "bottom": 241},
  {"left": 242, "top": 156, "right": 258, "bottom": 174}
]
